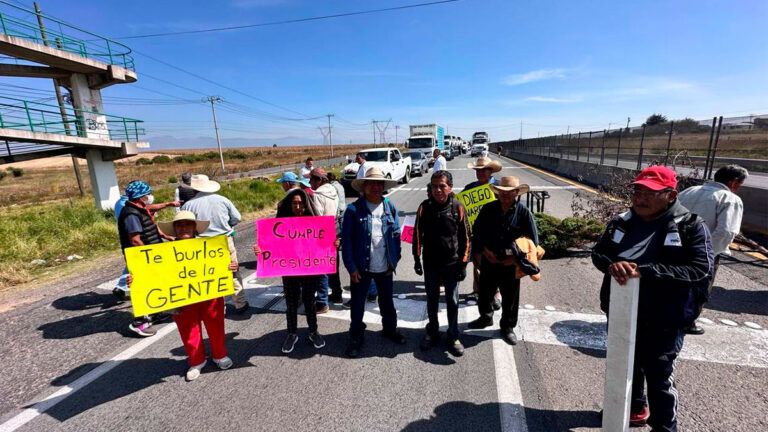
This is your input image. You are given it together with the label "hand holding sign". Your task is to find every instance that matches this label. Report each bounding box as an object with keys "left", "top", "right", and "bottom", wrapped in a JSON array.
[
  {"left": 256, "top": 216, "right": 337, "bottom": 277},
  {"left": 456, "top": 183, "right": 497, "bottom": 227}
]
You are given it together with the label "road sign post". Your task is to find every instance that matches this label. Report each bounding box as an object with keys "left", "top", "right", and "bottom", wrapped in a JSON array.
[{"left": 602, "top": 277, "right": 640, "bottom": 432}]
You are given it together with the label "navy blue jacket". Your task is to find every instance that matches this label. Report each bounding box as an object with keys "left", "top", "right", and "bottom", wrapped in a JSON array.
[
  {"left": 341, "top": 197, "right": 401, "bottom": 274},
  {"left": 592, "top": 201, "right": 714, "bottom": 328}
]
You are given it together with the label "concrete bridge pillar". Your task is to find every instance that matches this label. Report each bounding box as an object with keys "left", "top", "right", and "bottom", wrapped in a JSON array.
[{"left": 69, "top": 73, "right": 119, "bottom": 209}]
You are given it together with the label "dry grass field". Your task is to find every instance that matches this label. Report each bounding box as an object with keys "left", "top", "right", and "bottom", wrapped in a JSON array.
[{"left": 0, "top": 144, "right": 372, "bottom": 206}]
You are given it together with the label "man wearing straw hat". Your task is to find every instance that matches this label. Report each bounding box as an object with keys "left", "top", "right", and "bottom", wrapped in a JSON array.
[
  {"left": 341, "top": 167, "right": 406, "bottom": 358},
  {"left": 464, "top": 156, "right": 503, "bottom": 307},
  {"left": 182, "top": 174, "right": 249, "bottom": 314},
  {"left": 467, "top": 176, "right": 539, "bottom": 346}
]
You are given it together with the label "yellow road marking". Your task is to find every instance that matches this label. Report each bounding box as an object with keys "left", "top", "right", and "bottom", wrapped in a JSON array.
[{"left": 746, "top": 251, "right": 768, "bottom": 261}]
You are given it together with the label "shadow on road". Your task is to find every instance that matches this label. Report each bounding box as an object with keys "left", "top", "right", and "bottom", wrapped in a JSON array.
[
  {"left": 706, "top": 285, "right": 768, "bottom": 316},
  {"left": 400, "top": 400, "right": 602, "bottom": 432},
  {"left": 550, "top": 320, "right": 606, "bottom": 358},
  {"left": 39, "top": 292, "right": 136, "bottom": 339},
  {"left": 51, "top": 291, "right": 123, "bottom": 311}
]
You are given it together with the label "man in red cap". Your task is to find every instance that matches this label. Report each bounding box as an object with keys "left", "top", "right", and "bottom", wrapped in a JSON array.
[{"left": 592, "top": 165, "right": 714, "bottom": 432}]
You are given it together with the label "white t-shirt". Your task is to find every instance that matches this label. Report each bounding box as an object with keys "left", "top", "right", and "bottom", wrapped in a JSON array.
[
  {"left": 366, "top": 201, "right": 388, "bottom": 273},
  {"left": 432, "top": 155, "right": 447, "bottom": 172},
  {"left": 300, "top": 165, "right": 313, "bottom": 178}
]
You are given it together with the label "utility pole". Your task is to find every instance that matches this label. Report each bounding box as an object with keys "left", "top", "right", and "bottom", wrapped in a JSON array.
[
  {"left": 34, "top": 2, "right": 84, "bottom": 196},
  {"left": 203, "top": 96, "right": 225, "bottom": 173},
  {"left": 626, "top": 117, "right": 631, "bottom": 131},
  {"left": 374, "top": 119, "right": 392, "bottom": 145},
  {"left": 395, "top": 125, "right": 400, "bottom": 145},
  {"left": 326, "top": 114, "right": 334, "bottom": 157},
  {"left": 372, "top": 120, "right": 376, "bottom": 145}
]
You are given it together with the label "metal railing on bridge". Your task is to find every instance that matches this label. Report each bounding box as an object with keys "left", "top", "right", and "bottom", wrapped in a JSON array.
[
  {"left": 0, "top": 0, "right": 135, "bottom": 70},
  {"left": 0, "top": 96, "right": 144, "bottom": 141}
]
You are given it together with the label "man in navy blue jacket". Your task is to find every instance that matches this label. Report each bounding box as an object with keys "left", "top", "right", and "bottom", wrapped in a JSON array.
[
  {"left": 592, "top": 165, "right": 714, "bottom": 432},
  {"left": 342, "top": 167, "right": 406, "bottom": 358}
]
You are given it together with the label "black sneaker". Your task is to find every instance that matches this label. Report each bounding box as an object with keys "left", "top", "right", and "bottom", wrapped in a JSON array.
[
  {"left": 465, "top": 293, "right": 478, "bottom": 303},
  {"left": 467, "top": 318, "right": 493, "bottom": 329},
  {"left": 502, "top": 329, "right": 517, "bottom": 345},
  {"left": 448, "top": 339, "right": 465, "bottom": 357},
  {"left": 128, "top": 321, "right": 156, "bottom": 337},
  {"left": 112, "top": 287, "right": 128, "bottom": 302},
  {"left": 328, "top": 292, "right": 343, "bottom": 304},
  {"left": 309, "top": 332, "right": 326, "bottom": 349},
  {"left": 382, "top": 331, "right": 407, "bottom": 345},
  {"left": 366, "top": 294, "right": 378, "bottom": 303},
  {"left": 420, "top": 333, "right": 439, "bottom": 351},
  {"left": 685, "top": 323, "right": 705, "bottom": 335},
  {"left": 342, "top": 299, "right": 353, "bottom": 309},
  {"left": 281, "top": 333, "right": 299, "bottom": 354},
  {"left": 346, "top": 339, "right": 362, "bottom": 358}
]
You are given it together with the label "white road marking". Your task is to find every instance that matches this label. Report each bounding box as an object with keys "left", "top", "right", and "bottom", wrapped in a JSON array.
[
  {"left": 745, "top": 322, "right": 763, "bottom": 330},
  {"left": 0, "top": 323, "right": 178, "bottom": 432},
  {"left": 253, "top": 287, "right": 768, "bottom": 369},
  {"left": 719, "top": 319, "right": 738, "bottom": 327}
]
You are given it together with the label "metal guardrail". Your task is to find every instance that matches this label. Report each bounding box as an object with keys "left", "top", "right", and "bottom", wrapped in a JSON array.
[
  {"left": 0, "top": 96, "right": 144, "bottom": 141},
  {"left": 0, "top": 1, "right": 134, "bottom": 70}
]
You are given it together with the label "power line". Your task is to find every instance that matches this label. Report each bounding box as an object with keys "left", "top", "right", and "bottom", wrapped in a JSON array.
[{"left": 111, "top": 0, "right": 463, "bottom": 40}]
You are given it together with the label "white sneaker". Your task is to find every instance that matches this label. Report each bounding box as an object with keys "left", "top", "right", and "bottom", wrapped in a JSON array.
[
  {"left": 185, "top": 360, "right": 206, "bottom": 381},
  {"left": 214, "top": 356, "right": 233, "bottom": 370}
]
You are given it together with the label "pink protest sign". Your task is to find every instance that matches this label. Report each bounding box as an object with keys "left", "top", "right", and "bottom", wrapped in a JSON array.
[
  {"left": 401, "top": 215, "right": 416, "bottom": 244},
  {"left": 256, "top": 216, "right": 337, "bottom": 277}
]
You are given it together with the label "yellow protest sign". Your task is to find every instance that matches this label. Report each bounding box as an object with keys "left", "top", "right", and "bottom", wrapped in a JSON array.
[
  {"left": 456, "top": 183, "right": 497, "bottom": 226},
  {"left": 125, "top": 235, "right": 234, "bottom": 317}
]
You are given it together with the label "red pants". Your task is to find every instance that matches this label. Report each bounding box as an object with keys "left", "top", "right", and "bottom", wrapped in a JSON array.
[{"left": 172, "top": 297, "right": 227, "bottom": 366}]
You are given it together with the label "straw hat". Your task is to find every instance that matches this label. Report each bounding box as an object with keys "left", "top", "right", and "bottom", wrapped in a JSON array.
[
  {"left": 351, "top": 167, "right": 400, "bottom": 192},
  {"left": 189, "top": 174, "right": 221, "bottom": 193},
  {"left": 490, "top": 176, "right": 530, "bottom": 195},
  {"left": 157, "top": 210, "right": 210, "bottom": 237},
  {"left": 467, "top": 156, "right": 502, "bottom": 173}
]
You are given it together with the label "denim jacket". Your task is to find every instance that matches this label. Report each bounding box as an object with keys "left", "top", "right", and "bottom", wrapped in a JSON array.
[{"left": 341, "top": 197, "right": 401, "bottom": 274}]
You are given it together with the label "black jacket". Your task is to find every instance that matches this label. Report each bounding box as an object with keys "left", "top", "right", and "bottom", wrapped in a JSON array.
[
  {"left": 592, "top": 201, "right": 714, "bottom": 328},
  {"left": 472, "top": 200, "right": 539, "bottom": 261},
  {"left": 413, "top": 195, "right": 471, "bottom": 267},
  {"left": 117, "top": 202, "right": 162, "bottom": 251}
]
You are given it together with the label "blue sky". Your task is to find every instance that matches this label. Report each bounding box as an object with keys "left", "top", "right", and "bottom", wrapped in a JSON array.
[{"left": 3, "top": 0, "right": 767, "bottom": 148}]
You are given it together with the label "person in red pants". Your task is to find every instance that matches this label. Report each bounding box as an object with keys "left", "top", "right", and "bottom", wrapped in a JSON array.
[{"left": 129, "top": 211, "right": 234, "bottom": 381}]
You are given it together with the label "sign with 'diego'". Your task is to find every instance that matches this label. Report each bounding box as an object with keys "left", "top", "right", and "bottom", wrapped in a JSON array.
[
  {"left": 456, "top": 183, "right": 497, "bottom": 226},
  {"left": 256, "top": 215, "right": 337, "bottom": 277},
  {"left": 125, "top": 235, "right": 234, "bottom": 317}
]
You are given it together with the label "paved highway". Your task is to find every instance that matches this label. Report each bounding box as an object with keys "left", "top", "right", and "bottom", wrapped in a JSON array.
[{"left": 0, "top": 153, "right": 766, "bottom": 432}]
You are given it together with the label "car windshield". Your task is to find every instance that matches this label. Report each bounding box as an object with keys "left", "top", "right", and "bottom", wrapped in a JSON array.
[
  {"left": 408, "top": 138, "right": 433, "bottom": 148},
  {"left": 360, "top": 151, "right": 388, "bottom": 162},
  {"left": 407, "top": 152, "right": 423, "bottom": 160}
]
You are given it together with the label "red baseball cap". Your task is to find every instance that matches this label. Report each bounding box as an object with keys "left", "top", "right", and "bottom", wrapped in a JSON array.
[{"left": 632, "top": 166, "right": 678, "bottom": 190}]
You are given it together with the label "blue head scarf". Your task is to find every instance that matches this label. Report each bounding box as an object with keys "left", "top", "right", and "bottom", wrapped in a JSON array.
[{"left": 125, "top": 180, "right": 152, "bottom": 201}]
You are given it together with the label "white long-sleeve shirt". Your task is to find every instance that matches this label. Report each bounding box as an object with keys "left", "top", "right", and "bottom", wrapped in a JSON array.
[
  {"left": 181, "top": 192, "right": 241, "bottom": 237},
  {"left": 432, "top": 155, "right": 447, "bottom": 172},
  {"left": 678, "top": 181, "right": 743, "bottom": 255}
]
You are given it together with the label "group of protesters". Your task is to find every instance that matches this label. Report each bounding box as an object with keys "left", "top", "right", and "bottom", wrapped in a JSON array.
[{"left": 113, "top": 151, "right": 748, "bottom": 432}]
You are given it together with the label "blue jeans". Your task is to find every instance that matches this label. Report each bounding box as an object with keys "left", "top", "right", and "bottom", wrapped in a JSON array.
[
  {"left": 424, "top": 264, "right": 461, "bottom": 340},
  {"left": 317, "top": 275, "right": 329, "bottom": 306},
  {"left": 349, "top": 271, "right": 396, "bottom": 340}
]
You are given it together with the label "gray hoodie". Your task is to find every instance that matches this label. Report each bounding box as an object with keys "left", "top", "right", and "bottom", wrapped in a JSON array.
[{"left": 312, "top": 183, "right": 339, "bottom": 217}]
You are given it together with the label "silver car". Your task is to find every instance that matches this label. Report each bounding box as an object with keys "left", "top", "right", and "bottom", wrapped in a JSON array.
[{"left": 406, "top": 151, "right": 429, "bottom": 176}]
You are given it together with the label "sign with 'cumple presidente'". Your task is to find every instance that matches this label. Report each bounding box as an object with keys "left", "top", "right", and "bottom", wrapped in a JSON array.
[
  {"left": 125, "top": 235, "right": 234, "bottom": 317},
  {"left": 456, "top": 183, "right": 497, "bottom": 226},
  {"left": 256, "top": 215, "right": 337, "bottom": 277}
]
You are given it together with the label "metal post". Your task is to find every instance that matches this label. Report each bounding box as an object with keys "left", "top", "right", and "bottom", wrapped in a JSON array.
[
  {"left": 576, "top": 132, "right": 581, "bottom": 160},
  {"left": 23, "top": 101, "right": 34, "bottom": 132},
  {"left": 636, "top": 125, "right": 646, "bottom": 170},
  {"left": 204, "top": 96, "right": 226, "bottom": 173},
  {"left": 326, "top": 114, "right": 334, "bottom": 158},
  {"left": 587, "top": 131, "right": 592, "bottom": 163},
  {"left": 600, "top": 130, "right": 606, "bottom": 165},
  {"left": 703, "top": 117, "right": 718, "bottom": 179},
  {"left": 602, "top": 278, "right": 640, "bottom": 432},
  {"left": 616, "top": 127, "right": 622, "bottom": 166},
  {"left": 708, "top": 116, "right": 724, "bottom": 179},
  {"left": 664, "top": 121, "right": 675, "bottom": 166}
]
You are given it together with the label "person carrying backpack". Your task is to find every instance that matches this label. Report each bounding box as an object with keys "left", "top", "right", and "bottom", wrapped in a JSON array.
[{"left": 591, "top": 165, "right": 714, "bottom": 432}]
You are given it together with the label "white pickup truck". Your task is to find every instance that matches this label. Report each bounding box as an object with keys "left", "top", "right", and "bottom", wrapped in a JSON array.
[{"left": 342, "top": 147, "right": 412, "bottom": 189}]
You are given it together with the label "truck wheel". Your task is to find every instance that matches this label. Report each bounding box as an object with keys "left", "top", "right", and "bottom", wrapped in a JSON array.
[{"left": 401, "top": 168, "right": 410, "bottom": 184}]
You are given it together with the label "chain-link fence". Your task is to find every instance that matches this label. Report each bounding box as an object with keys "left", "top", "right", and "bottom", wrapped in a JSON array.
[{"left": 497, "top": 114, "right": 768, "bottom": 178}]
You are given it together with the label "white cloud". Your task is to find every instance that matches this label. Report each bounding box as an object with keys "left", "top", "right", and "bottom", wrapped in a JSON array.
[
  {"left": 503, "top": 68, "right": 569, "bottom": 86},
  {"left": 524, "top": 96, "right": 581, "bottom": 103}
]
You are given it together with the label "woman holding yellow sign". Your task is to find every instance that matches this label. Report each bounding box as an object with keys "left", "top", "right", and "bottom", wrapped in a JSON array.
[{"left": 129, "top": 211, "right": 234, "bottom": 381}]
